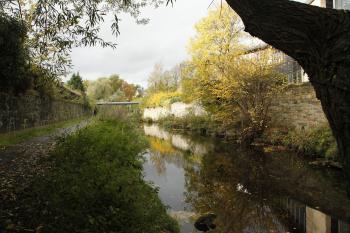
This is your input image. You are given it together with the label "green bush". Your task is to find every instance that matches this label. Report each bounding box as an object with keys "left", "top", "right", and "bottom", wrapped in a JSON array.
[
  {"left": 5, "top": 120, "right": 179, "bottom": 233},
  {"left": 67, "top": 72, "right": 85, "bottom": 92},
  {"left": 158, "top": 114, "right": 216, "bottom": 133},
  {"left": 28, "top": 65, "right": 56, "bottom": 96},
  {"left": 0, "top": 13, "right": 30, "bottom": 93},
  {"left": 269, "top": 125, "right": 339, "bottom": 160}
]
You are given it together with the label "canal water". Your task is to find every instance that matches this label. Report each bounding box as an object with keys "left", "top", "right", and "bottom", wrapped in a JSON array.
[{"left": 142, "top": 124, "right": 350, "bottom": 233}]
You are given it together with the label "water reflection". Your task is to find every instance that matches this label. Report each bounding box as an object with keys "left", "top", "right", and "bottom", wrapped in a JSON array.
[
  {"left": 144, "top": 124, "right": 211, "bottom": 157},
  {"left": 142, "top": 124, "right": 350, "bottom": 233}
]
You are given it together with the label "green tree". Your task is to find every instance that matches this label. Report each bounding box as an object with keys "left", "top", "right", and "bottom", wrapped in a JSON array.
[
  {"left": 109, "top": 74, "right": 124, "bottom": 93},
  {"left": 86, "top": 75, "right": 137, "bottom": 102},
  {"left": 87, "top": 78, "right": 113, "bottom": 101},
  {"left": 0, "top": 13, "right": 30, "bottom": 93},
  {"left": 67, "top": 72, "right": 85, "bottom": 92}
]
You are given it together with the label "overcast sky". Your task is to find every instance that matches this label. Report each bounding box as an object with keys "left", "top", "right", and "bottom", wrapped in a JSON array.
[{"left": 68, "top": 0, "right": 212, "bottom": 87}]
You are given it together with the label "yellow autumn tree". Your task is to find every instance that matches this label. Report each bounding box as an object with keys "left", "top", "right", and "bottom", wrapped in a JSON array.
[{"left": 183, "top": 4, "right": 286, "bottom": 143}]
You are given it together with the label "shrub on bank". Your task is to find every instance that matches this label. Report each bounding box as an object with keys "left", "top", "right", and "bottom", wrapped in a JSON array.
[
  {"left": 267, "top": 124, "right": 339, "bottom": 160},
  {"left": 158, "top": 114, "right": 218, "bottom": 134},
  {"left": 4, "top": 119, "right": 179, "bottom": 233}
]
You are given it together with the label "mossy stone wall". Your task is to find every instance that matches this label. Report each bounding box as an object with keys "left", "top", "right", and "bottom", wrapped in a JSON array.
[{"left": 0, "top": 92, "right": 90, "bottom": 133}]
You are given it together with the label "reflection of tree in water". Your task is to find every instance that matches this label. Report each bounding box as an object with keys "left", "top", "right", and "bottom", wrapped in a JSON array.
[
  {"left": 144, "top": 126, "right": 350, "bottom": 232},
  {"left": 144, "top": 125, "right": 213, "bottom": 176},
  {"left": 149, "top": 151, "right": 167, "bottom": 175},
  {"left": 148, "top": 137, "right": 194, "bottom": 175},
  {"left": 184, "top": 144, "right": 350, "bottom": 232},
  {"left": 184, "top": 147, "right": 296, "bottom": 233}
]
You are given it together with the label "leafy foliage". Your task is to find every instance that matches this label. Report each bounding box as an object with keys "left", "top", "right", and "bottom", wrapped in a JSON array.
[
  {"left": 67, "top": 72, "right": 85, "bottom": 93},
  {"left": 86, "top": 74, "right": 138, "bottom": 102},
  {"left": 183, "top": 4, "right": 286, "bottom": 143},
  {"left": 0, "top": 13, "right": 30, "bottom": 93},
  {"left": 0, "top": 13, "right": 85, "bottom": 100},
  {"left": 156, "top": 114, "right": 217, "bottom": 133},
  {"left": 0, "top": 0, "right": 171, "bottom": 74},
  {"left": 143, "top": 62, "right": 185, "bottom": 108},
  {"left": 142, "top": 91, "right": 181, "bottom": 108},
  {"left": 1, "top": 119, "right": 179, "bottom": 233},
  {"left": 268, "top": 125, "right": 339, "bottom": 160},
  {"left": 20, "top": 64, "right": 86, "bottom": 105}
]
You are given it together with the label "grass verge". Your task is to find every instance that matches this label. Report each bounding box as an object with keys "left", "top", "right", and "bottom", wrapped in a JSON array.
[
  {"left": 0, "top": 116, "right": 89, "bottom": 148},
  {"left": 1, "top": 119, "right": 179, "bottom": 233}
]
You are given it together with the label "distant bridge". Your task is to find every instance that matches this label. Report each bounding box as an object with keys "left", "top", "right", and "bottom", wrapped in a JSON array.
[
  {"left": 96, "top": 102, "right": 140, "bottom": 106},
  {"left": 95, "top": 102, "right": 140, "bottom": 117}
]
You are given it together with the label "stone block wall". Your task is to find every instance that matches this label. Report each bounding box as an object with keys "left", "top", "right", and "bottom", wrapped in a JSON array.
[
  {"left": 143, "top": 102, "right": 206, "bottom": 121},
  {"left": 0, "top": 92, "right": 90, "bottom": 133},
  {"left": 269, "top": 83, "right": 328, "bottom": 130},
  {"left": 142, "top": 83, "right": 328, "bottom": 130},
  {"left": 143, "top": 107, "right": 171, "bottom": 121}
]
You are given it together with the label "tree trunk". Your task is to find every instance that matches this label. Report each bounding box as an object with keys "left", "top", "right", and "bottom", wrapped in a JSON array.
[
  {"left": 225, "top": 0, "right": 350, "bottom": 178},
  {"left": 313, "top": 83, "right": 350, "bottom": 179}
]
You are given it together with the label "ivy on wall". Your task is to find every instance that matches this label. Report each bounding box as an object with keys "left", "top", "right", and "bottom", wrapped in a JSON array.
[{"left": 0, "top": 13, "right": 31, "bottom": 94}]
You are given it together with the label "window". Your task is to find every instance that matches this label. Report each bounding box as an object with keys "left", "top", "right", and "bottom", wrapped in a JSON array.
[{"left": 334, "top": 0, "right": 350, "bottom": 9}]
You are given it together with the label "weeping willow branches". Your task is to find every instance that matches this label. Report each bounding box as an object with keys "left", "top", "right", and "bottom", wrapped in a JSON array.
[{"left": 0, "top": 0, "right": 168, "bottom": 74}]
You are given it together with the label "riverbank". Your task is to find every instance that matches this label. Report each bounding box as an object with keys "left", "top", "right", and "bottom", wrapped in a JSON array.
[
  {"left": 264, "top": 124, "right": 339, "bottom": 162},
  {"left": 144, "top": 115, "right": 230, "bottom": 138},
  {"left": 0, "top": 119, "right": 179, "bottom": 233},
  {"left": 142, "top": 123, "right": 350, "bottom": 232},
  {"left": 144, "top": 116, "right": 340, "bottom": 166}
]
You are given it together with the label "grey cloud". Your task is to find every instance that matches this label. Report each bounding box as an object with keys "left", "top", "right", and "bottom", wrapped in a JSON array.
[{"left": 69, "top": 0, "right": 212, "bottom": 87}]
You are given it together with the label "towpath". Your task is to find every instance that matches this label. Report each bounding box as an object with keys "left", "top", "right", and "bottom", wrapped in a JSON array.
[{"left": 0, "top": 119, "right": 91, "bottom": 204}]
